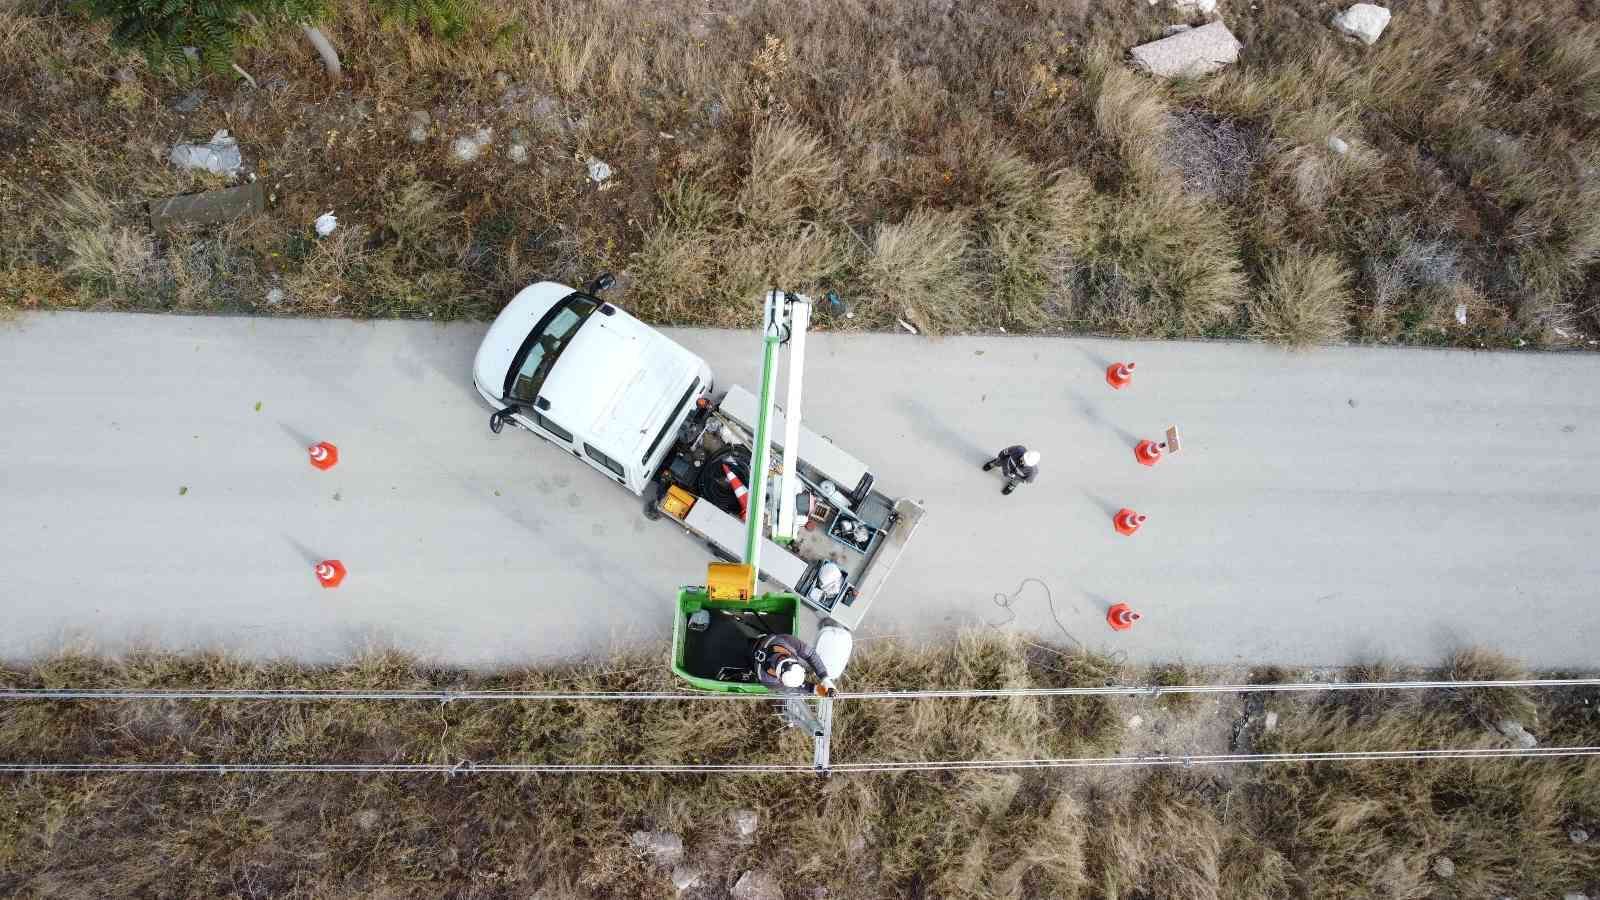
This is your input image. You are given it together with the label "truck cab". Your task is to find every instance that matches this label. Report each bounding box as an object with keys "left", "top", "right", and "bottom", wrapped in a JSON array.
[{"left": 473, "top": 279, "right": 713, "bottom": 495}]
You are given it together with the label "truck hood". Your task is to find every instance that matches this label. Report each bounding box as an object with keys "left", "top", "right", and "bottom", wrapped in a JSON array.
[
  {"left": 541, "top": 307, "right": 704, "bottom": 464},
  {"left": 472, "top": 281, "right": 573, "bottom": 404}
]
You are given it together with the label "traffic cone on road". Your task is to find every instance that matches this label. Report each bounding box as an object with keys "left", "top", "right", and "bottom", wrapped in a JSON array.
[
  {"left": 1113, "top": 508, "right": 1147, "bottom": 536},
  {"left": 308, "top": 441, "right": 339, "bottom": 471},
  {"left": 722, "top": 464, "right": 750, "bottom": 521},
  {"left": 1106, "top": 603, "right": 1142, "bottom": 631},
  {"left": 314, "top": 559, "right": 347, "bottom": 588},
  {"left": 1133, "top": 439, "right": 1163, "bottom": 467},
  {"left": 1106, "top": 361, "right": 1136, "bottom": 390}
]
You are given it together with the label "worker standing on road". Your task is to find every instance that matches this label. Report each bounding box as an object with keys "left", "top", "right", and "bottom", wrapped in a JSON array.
[
  {"left": 751, "top": 632, "right": 832, "bottom": 695},
  {"left": 982, "top": 445, "right": 1040, "bottom": 496}
]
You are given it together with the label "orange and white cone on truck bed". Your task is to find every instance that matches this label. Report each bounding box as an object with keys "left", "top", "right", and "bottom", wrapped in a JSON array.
[
  {"left": 722, "top": 464, "right": 750, "bottom": 521},
  {"left": 1106, "top": 603, "right": 1142, "bottom": 631},
  {"left": 1106, "top": 361, "right": 1135, "bottom": 390},
  {"left": 314, "top": 559, "right": 347, "bottom": 588},
  {"left": 1113, "top": 508, "right": 1146, "bottom": 536},
  {"left": 308, "top": 441, "right": 339, "bottom": 471}
]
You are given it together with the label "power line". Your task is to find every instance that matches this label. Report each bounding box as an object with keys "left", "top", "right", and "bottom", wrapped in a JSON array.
[
  {"left": 2, "top": 677, "right": 1596, "bottom": 704},
  {"left": 3, "top": 745, "right": 1597, "bottom": 776}
]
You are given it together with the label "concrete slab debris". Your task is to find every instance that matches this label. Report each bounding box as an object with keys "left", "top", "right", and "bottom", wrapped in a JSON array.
[
  {"left": 1131, "top": 21, "right": 1242, "bottom": 78},
  {"left": 1332, "top": 4, "right": 1391, "bottom": 46},
  {"left": 147, "top": 180, "right": 265, "bottom": 233}
]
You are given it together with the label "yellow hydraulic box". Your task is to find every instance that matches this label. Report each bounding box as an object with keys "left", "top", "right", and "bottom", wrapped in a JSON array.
[
  {"left": 661, "top": 485, "right": 697, "bottom": 520},
  {"left": 706, "top": 562, "right": 755, "bottom": 602}
]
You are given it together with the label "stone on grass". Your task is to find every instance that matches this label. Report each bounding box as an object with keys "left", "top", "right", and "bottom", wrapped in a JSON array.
[
  {"left": 507, "top": 144, "right": 529, "bottom": 164},
  {"left": 629, "top": 830, "right": 684, "bottom": 867},
  {"left": 587, "top": 157, "right": 613, "bottom": 183},
  {"left": 265, "top": 287, "right": 286, "bottom": 306},
  {"left": 1570, "top": 827, "right": 1590, "bottom": 845},
  {"left": 1131, "top": 21, "right": 1242, "bottom": 78},
  {"left": 1263, "top": 711, "right": 1279, "bottom": 732},
  {"left": 1563, "top": 894, "right": 1589, "bottom": 900},
  {"left": 407, "top": 110, "right": 431, "bottom": 144},
  {"left": 670, "top": 865, "right": 702, "bottom": 892},
  {"left": 1331, "top": 4, "right": 1391, "bottom": 46},
  {"left": 169, "top": 130, "right": 243, "bottom": 176},
  {"left": 171, "top": 89, "right": 207, "bottom": 113},
  {"left": 1496, "top": 720, "right": 1538, "bottom": 748},
  {"left": 1432, "top": 856, "right": 1455, "bottom": 879},
  {"left": 733, "top": 808, "right": 759, "bottom": 839},
  {"left": 450, "top": 127, "right": 494, "bottom": 163},
  {"left": 1327, "top": 135, "right": 1349, "bottom": 155},
  {"left": 731, "top": 870, "right": 784, "bottom": 900},
  {"left": 1172, "top": 0, "right": 1218, "bottom": 13}
]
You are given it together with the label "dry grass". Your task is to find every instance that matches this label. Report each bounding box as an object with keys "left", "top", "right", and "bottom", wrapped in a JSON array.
[
  {"left": 1249, "top": 246, "right": 1353, "bottom": 347},
  {"left": 2, "top": 638, "right": 1596, "bottom": 898},
  {"left": 1, "top": 0, "right": 1598, "bottom": 347}
]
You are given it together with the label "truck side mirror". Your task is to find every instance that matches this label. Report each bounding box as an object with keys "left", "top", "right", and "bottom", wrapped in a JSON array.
[
  {"left": 588, "top": 272, "right": 616, "bottom": 294},
  {"left": 489, "top": 407, "right": 518, "bottom": 434}
]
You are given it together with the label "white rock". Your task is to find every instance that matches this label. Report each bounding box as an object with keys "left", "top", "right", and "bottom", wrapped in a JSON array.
[
  {"left": 265, "top": 287, "right": 286, "bottom": 305},
  {"left": 508, "top": 144, "right": 529, "bottom": 164},
  {"left": 1496, "top": 720, "right": 1538, "bottom": 749},
  {"left": 1454, "top": 303, "right": 1467, "bottom": 325},
  {"left": 1172, "top": 0, "right": 1218, "bottom": 13},
  {"left": 1563, "top": 894, "right": 1589, "bottom": 900},
  {"left": 670, "top": 865, "right": 702, "bottom": 892},
  {"left": 406, "top": 110, "right": 431, "bottom": 144},
  {"left": 896, "top": 318, "right": 919, "bottom": 335},
  {"left": 1331, "top": 4, "right": 1391, "bottom": 46},
  {"left": 1264, "top": 711, "right": 1279, "bottom": 732},
  {"left": 1570, "top": 827, "right": 1590, "bottom": 845},
  {"left": 1432, "top": 856, "right": 1455, "bottom": 879},
  {"left": 587, "top": 157, "right": 613, "bottom": 183},
  {"left": 450, "top": 136, "right": 483, "bottom": 162},
  {"left": 169, "top": 129, "right": 242, "bottom": 175},
  {"left": 314, "top": 212, "right": 338, "bottom": 237},
  {"left": 731, "top": 870, "right": 784, "bottom": 900},
  {"left": 733, "top": 808, "right": 760, "bottom": 839},
  {"left": 628, "top": 830, "right": 684, "bottom": 867},
  {"left": 1130, "top": 21, "right": 1242, "bottom": 78},
  {"left": 1127, "top": 715, "right": 1144, "bottom": 729},
  {"left": 1327, "top": 135, "right": 1349, "bottom": 155}
]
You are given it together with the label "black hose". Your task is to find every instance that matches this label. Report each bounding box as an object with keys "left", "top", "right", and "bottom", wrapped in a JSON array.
[{"left": 696, "top": 444, "right": 752, "bottom": 517}]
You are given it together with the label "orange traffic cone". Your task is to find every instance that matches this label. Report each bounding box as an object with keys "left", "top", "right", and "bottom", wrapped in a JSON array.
[
  {"left": 1133, "top": 439, "right": 1163, "bottom": 467},
  {"left": 722, "top": 464, "right": 750, "bottom": 521},
  {"left": 1106, "top": 361, "right": 1136, "bottom": 390},
  {"left": 1106, "top": 603, "right": 1142, "bottom": 631},
  {"left": 1113, "top": 508, "right": 1146, "bottom": 536},
  {"left": 314, "top": 559, "right": 347, "bottom": 588},
  {"left": 308, "top": 441, "right": 339, "bottom": 471}
]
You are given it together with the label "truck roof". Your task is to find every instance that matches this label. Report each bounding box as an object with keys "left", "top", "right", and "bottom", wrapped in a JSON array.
[{"left": 542, "top": 304, "right": 705, "bottom": 466}]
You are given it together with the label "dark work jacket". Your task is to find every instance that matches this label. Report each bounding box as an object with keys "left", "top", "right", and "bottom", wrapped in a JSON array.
[
  {"left": 997, "top": 445, "right": 1038, "bottom": 484},
  {"left": 752, "top": 633, "right": 827, "bottom": 693}
]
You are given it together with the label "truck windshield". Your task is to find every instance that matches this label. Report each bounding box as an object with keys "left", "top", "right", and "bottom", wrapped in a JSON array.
[{"left": 506, "top": 294, "right": 600, "bottom": 402}]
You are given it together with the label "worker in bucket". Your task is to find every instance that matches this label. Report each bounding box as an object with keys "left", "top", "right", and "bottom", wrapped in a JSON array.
[
  {"left": 751, "top": 632, "right": 833, "bottom": 695},
  {"left": 981, "top": 445, "right": 1041, "bottom": 495}
]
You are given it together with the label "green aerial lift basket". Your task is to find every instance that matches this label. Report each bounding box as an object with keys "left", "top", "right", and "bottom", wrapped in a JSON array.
[{"left": 671, "top": 587, "right": 799, "bottom": 693}]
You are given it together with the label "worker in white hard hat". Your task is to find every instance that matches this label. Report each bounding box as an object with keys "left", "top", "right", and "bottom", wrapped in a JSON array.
[
  {"left": 751, "top": 632, "right": 832, "bottom": 695},
  {"left": 981, "top": 445, "right": 1041, "bottom": 496}
]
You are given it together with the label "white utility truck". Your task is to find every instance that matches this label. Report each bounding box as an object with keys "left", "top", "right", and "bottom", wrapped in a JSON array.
[{"left": 472, "top": 276, "right": 926, "bottom": 632}]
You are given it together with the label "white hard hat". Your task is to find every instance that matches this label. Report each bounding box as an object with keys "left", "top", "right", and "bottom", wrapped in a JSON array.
[
  {"left": 1022, "top": 450, "right": 1041, "bottom": 466},
  {"left": 778, "top": 659, "right": 807, "bottom": 689}
]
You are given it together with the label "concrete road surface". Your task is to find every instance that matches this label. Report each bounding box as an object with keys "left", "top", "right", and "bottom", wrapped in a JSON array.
[{"left": 2, "top": 312, "right": 1596, "bottom": 668}]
